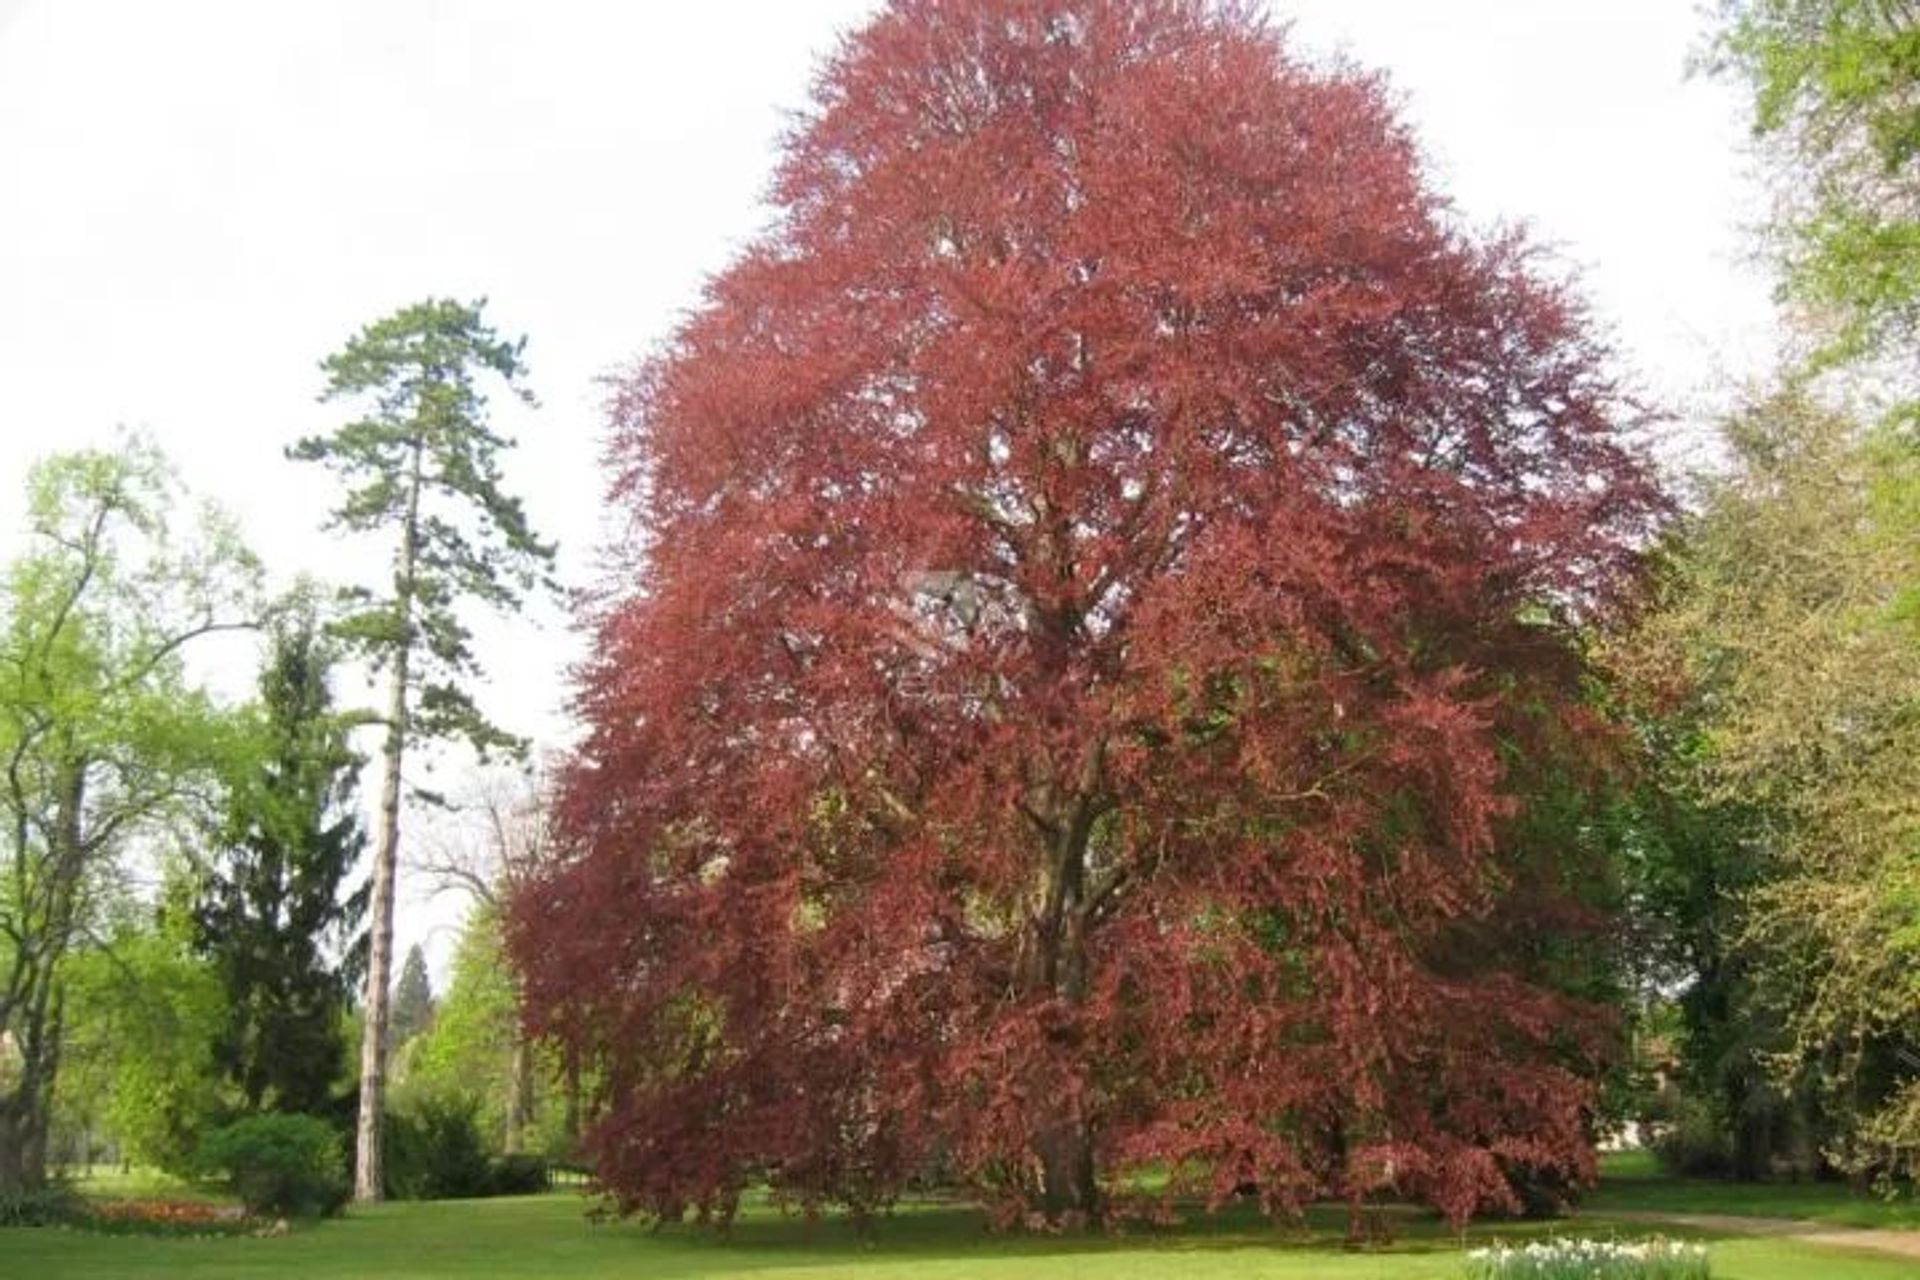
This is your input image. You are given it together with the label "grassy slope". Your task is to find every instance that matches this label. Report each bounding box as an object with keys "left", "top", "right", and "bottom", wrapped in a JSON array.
[{"left": 3, "top": 1188, "right": 1918, "bottom": 1280}]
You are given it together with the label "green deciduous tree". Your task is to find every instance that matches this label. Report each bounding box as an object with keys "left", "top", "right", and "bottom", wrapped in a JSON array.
[
  {"left": 400, "top": 910, "right": 547, "bottom": 1155},
  {"left": 415, "top": 768, "right": 566, "bottom": 1154},
  {"left": 1623, "top": 392, "right": 1920, "bottom": 1179},
  {"left": 1688, "top": 3, "right": 1920, "bottom": 1183},
  {"left": 0, "top": 437, "right": 258, "bottom": 1191},
  {"left": 292, "top": 297, "right": 555, "bottom": 1201},
  {"left": 1709, "top": 1, "right": 1920, "bottom": 364},
  {"left": 56, "top": 904, "right": 225, "bottom": 1173},
  {"left": 1606, "top": 687, "right": 1803, "bottom": 1179},
  {"left": 195, "top": 600, "right": 367, "bottom": 1116}
]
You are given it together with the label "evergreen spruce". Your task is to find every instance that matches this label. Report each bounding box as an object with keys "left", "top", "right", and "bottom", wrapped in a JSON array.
[
  {"left": 389, "top": 944, "right": 435, "bottom": 1046},
  {"left": 197, "top": 605, "right": 368, "bottom": 1115}
]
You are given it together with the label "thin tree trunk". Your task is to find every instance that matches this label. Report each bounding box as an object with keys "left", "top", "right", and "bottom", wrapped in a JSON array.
[
  {"left": 353, "top": 656, "right": 407, "bottom": 1201},
  {"left": 562, "top": 1052, "right": 582, "bottom": 1154},
  {"left": 354, "top": 446, "right": 421, "bottom": 1203},
  {"left": 507, "top": 1030, "right": 534, "bottom": 1154}
]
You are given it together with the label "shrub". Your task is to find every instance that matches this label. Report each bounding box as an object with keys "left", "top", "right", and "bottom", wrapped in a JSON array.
[
  {"left": 487, "top": 1153, "right": 551, "bottom": 1196},
  {"left": 195, "top": 1113, "right": 349, "bottom": 1218},
  {"left": 1651, "top": 1095, "right": 1735, "bottom": 1178},
  {"left": 0, "top": 1183, "right": 87, "bottom": 1227},
  {"left": 381, "top": 1109, "right": 430, "bottom": 1200},
  {"left": 384, "top": 1096, "right": 493, "bottom": 1199},
  {"left": 382, "top": 1097, "right": 553, "bottom": 1200},
  {"left": 1465, "top": 1239, "right": 1710, "bottom": 1280}
]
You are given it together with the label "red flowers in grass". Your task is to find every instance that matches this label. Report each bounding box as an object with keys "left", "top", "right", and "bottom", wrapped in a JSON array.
[{"left": 81, "top": 1198, "right": 259, "bottom": 1236}]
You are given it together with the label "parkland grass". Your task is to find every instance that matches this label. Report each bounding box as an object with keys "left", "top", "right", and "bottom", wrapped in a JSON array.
[{"left": 5, "top": 1176, "right": 1920, "bottom": 1280}]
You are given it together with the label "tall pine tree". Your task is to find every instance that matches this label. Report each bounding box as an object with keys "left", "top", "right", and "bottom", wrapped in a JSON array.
[
  {"left": 293, "top": 297, "right": 555, "bottom": 1200},
  {"left": 197, "top": 603, "right": 368, "bottom": 1116}
]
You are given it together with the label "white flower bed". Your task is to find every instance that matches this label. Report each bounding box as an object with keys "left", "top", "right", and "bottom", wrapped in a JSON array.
[{"left": 1465, "top": 1238, "right": 1711, "bottom": 1280}]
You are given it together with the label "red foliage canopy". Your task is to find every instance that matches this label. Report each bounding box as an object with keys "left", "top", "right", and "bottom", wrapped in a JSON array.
[{"left": 512, "top": 0, "right": 1663, "bottom": 1229}]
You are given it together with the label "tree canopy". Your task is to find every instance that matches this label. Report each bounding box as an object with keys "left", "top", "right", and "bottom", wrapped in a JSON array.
[
  {"left": 0, "top": 437, "right": 258, "bottom": 1191},
  {"left": 1667, "top": 0, "right": 1920, "bottom": 1183},
  {"left": 1709, "top": 0, "right": 1920, "bottom": 364},
  {"left": 1620, "top": 390, "right": 1920, "bottom": 1180},
  {"left": 56, "top": 905, "right": 225, "bottom": 1173},
  {"left": 514, "top": 0, "right": 1663, "bottom": 1228}
]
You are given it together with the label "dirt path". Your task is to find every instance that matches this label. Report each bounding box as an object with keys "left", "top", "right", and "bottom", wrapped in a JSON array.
[{"left": 1598, "top": 1210, "right": 1920, "bottom": 1261}]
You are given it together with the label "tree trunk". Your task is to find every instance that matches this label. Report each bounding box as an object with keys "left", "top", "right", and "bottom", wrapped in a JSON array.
[
  {"left": 506, "top": 1029, "right": 534, "bottom": 1154},
  {"left": 0, "top": 1000, "right": 51, "bottom": 1195},
  {"left": 1035, "top": 1112, "right": 1097, "bottom": 1220},
  {"left": 0, "top": 773, "right": 84, "bottom": 1195},
  {"left": 353, "top": 659, "right": 407, "bottom": 1201},
  {"left": 0, "top": 997, "right": 55, "bottom": 1205},
  {"left": 562, "top": 1052, "right": 582, "bottom": 1154},
  {"left": 354, "top": 447, "right": 420, "bottom": 1203},
  {"left": 1018, "top": 744, "right": 1104, "bottom": 1222},
  {"left": 0, "top": 992, "right": 55, "bottom": 1193},
  {"left": 0, "top": 1103, "right": 35, "bottom": 1195}
]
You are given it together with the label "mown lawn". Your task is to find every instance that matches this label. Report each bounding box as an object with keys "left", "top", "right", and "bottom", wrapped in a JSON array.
[
  {"left": 3, "top": 1186, "right": 1918, "bottom": 1280},
  {"left": 1586, "top": 1151, "right": 1920, "bottom": 1230}
]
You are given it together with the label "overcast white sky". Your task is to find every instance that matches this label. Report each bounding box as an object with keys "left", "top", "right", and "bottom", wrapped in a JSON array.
[{"left": 0, "top": 1, "right": 1777, "bottom": 972}]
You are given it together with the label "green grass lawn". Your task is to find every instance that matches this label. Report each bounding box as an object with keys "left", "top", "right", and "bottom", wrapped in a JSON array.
[
  {"left": 3, "top": 1185, "right": 1917, "bottom": 1280},
  {"left": 1587, "top": 1151, "right": 1920, "bottom": 1230}
]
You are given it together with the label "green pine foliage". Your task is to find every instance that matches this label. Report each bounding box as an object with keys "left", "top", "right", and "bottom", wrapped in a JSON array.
[{"left": 291, "top": 297, "right": 557, "bottom": 763}]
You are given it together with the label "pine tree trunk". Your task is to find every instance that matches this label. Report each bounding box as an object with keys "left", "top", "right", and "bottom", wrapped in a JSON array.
[
  {"left": 353, "top": 658, "right": 407, "bottom": 1201},
  {"left": 354, "top": 446, "right": 421, "bottom": 1203}
]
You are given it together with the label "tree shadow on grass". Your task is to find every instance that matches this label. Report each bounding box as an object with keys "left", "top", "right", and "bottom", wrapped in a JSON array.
[{"left": 590, "top": 1194, "right": 1655, "bottom": 1276}]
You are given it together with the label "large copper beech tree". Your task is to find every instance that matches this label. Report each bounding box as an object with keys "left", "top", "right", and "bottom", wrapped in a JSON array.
[{"left": 514, "top": 0, "right": 1662, "bottom": 1228}]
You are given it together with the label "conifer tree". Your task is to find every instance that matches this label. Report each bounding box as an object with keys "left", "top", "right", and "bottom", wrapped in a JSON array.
[
  {"left": 197, "top": 603, "right": 367, "bottom": 1115},
  {"left": 293, "top": 298, "right": 555, "bottom": 1201},
  {"left": 390, "top": 944, "right": 435, "bottom": 1046}
]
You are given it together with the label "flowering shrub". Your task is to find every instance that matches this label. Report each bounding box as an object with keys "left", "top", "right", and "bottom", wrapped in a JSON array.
[{"left": 1465, "top": 1239, "right": 1711, "bottom": 1280}]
